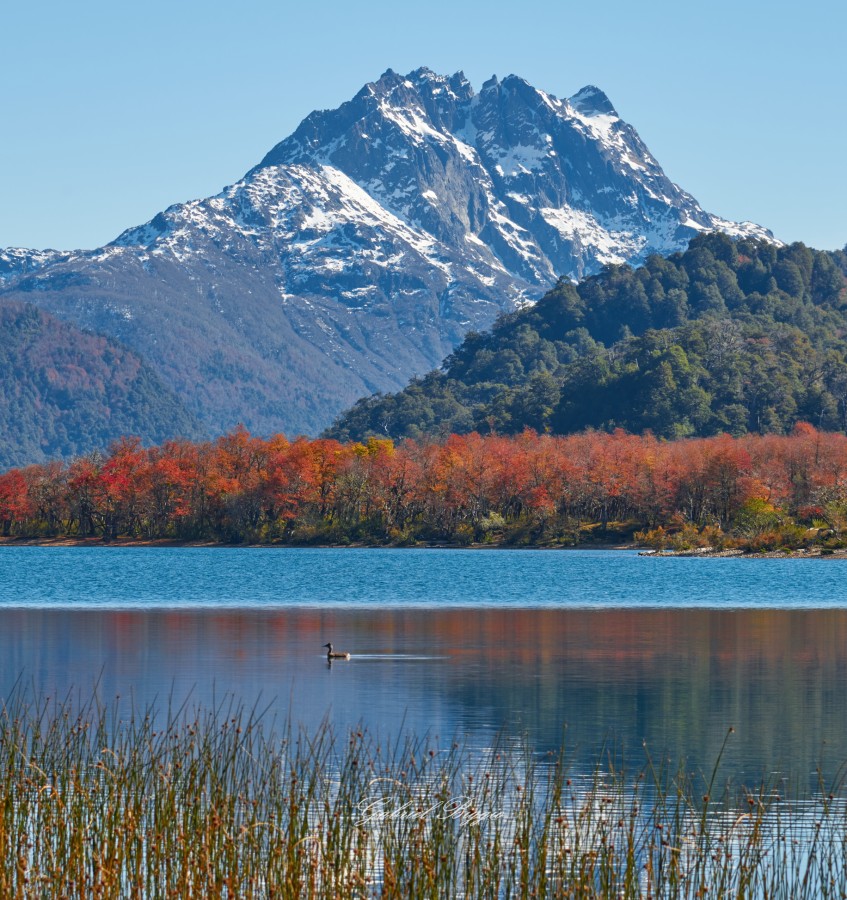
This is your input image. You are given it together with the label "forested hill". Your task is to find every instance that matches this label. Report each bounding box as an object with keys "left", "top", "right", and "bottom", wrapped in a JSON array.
[
  {"left": 0, "top": 301, "right": 201, "bottom": 469},
  {"left": 326, "top": 235, "right": 847, "bottom": 442}
]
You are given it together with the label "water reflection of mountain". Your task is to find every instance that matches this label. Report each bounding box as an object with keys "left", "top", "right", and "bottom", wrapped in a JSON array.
[{"left": 2, "top": 608, "right": 846, "bottom": 786}]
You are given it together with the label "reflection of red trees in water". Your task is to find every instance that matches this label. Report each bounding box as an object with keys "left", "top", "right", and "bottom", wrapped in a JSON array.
[
  {"left": 85, "top": 607, "right": 847, "bottom": 673},
  {"left": 1, "top": 424, "right": 846, "bottom": 543}
]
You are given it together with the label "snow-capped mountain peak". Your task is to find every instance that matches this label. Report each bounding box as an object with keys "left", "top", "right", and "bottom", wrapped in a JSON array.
[
  {"left": 569, "top": 85, "right": 618, "bottom": 117},
  {"left": 1, "top": 68, "right": 776, "bottom": 440}
]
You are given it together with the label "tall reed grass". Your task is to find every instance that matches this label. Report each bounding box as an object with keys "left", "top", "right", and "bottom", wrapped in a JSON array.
[{"left": 0, "top": 687, "right": 844, "bottom": 898}]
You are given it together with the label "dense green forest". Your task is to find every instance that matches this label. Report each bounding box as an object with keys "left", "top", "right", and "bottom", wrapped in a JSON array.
[{"left": 327, "top": 235, "right": 847, "bottom": 442}]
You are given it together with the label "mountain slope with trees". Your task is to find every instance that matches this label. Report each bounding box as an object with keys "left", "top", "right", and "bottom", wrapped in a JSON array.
[
  {"left": 327, "top": 235, "right": 847, "bottom": 442},
  {"left": 0, "top": 301, "right": 201, "bottom": 469}
]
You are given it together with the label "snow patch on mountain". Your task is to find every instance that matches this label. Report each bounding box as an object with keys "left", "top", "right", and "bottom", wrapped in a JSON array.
[
  {"left": 0, "top": 248, "right": 71, "bottom": 287},
  {"left": 539, "top": 207, "right": 645, "bottom": 266}
]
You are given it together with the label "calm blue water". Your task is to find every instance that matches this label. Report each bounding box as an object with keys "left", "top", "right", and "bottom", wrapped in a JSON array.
[
  {"left": 2, "top": 547, "right": 847, "bottom": 783},
  {"left": 0, "top": 546, "right": 844, "bottom": 608}
]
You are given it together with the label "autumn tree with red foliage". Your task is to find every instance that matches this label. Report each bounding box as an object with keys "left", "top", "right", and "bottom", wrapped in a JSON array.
[{"left": 2, "top": 425, "right": 847, "bottom": 549}]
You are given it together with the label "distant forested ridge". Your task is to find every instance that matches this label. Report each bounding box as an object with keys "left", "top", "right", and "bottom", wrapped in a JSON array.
[
  {"left": 0, "top": 301, "right": 201, "bottom": 469},
  {"left": 327, "top": 235, "right": 847, "bottom": 442}
]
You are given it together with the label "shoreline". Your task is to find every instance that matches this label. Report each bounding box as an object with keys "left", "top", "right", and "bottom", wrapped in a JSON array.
[
  {"left": 2, "top": 535, "right": 846, "bottom": 557},
  {"left": 0, "top": 535, "right": 637, "bottom": 551},
  {"left": 639, "top": 546, "right": 847, "bottom": 559}
]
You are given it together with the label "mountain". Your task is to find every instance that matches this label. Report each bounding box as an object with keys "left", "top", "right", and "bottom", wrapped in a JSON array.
[
  {"left": 326, "top": 234, "right": 847, "bottom": 442},
  {"left": 0, "top": 301, "right": 200, "bottom": 469},
  {"left": 0, "top": 68, "right": 773, "bottom": 446}
]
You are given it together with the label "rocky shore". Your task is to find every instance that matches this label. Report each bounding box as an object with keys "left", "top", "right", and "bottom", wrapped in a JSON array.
[{"left": 640, "top": 546, "right": 847, "bottom": 559}]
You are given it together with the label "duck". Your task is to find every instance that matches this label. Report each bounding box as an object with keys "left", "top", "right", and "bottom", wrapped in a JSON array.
[{"left": 323, "top": 642, "right": 351, "bottom": 660}]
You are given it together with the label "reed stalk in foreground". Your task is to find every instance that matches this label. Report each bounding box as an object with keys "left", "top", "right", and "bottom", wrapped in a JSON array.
[{"left": 0, "top": 689, "right": 845, "bottom": 898}]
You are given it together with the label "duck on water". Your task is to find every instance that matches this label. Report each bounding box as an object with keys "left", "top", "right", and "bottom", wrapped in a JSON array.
[{"left": 324, "top": 642, "right": 350, "bottom": 660}]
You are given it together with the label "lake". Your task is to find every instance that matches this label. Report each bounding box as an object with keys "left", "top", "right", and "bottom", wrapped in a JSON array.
[{"left": 2, "top": 547, "right": 846, "bottom": 786}]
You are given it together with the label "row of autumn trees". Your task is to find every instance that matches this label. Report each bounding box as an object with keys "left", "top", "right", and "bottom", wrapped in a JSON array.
[{"left": 1, "top": 424, "right": 847, "bottom": 547}]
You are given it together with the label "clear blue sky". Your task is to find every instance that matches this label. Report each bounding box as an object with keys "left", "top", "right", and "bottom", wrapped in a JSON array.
[{"left": 2, "top": 0, "right": 844, "bottom": 252}]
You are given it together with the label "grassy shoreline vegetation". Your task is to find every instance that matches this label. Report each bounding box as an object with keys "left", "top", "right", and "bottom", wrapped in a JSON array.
[
  {"left": 0, "top": 689, "right": 845, "bottom": 898},
  {"left": 2, "top": 425, "right": 847, "bottom": 553}
]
